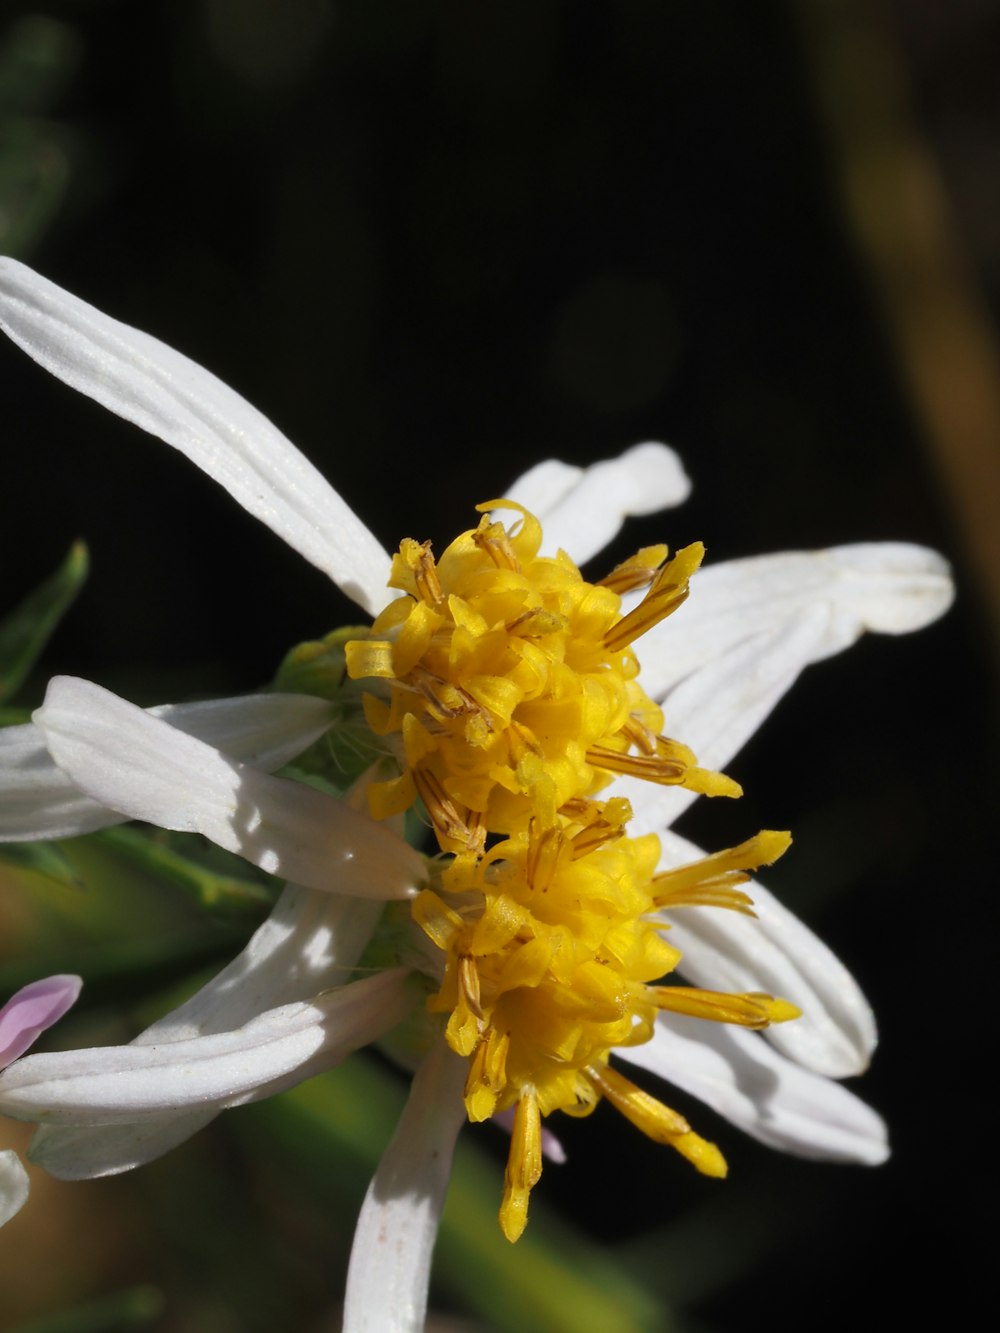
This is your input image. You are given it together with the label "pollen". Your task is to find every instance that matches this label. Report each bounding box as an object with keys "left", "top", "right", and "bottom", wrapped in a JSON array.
[{"left": 345, "top": 502, "right": 735, "bottom": 850}]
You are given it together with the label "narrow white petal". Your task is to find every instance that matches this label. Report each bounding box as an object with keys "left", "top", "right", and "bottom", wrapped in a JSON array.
[
  {"left": 0, "top": 1150, "right": 30, "bottom": 1226},
  {"left": 343, "top": 1041, "right": 468, "bottom": 1333},
  {"left": 638, "top": 542, "right": 954, "bottom": 699},
  {"left": 619, "top": 1015, "right": 888, "bottom": 1165},
  {"left": 619, "top": 607, "right": 835, "bottom": 834},
  {"left": 657, "top": 830, "right": 877, "bottom": 1077},
  {"left": 145, "top": 885, "right": 385, "bottom": 1041},
  {"left": 1, "top": 690, "right": 337, "bottom": 842},
  {"left": 152, "top": 693, "right": 338, "bottom": 769},
  {"left": 0, "top": 969, "right": 412, "bottom": 1127},
  {"left": 34, "top": 677, "right": 424, "bottom": 899},
  {"left": 0, "top": 259, "right": 391, "bottom": 614},
  {"left": 29, "top": 884, "right": 383, "bottom": 1177},
  {"left": 503, "top": 442, "right": 691, "bottom": 564}
]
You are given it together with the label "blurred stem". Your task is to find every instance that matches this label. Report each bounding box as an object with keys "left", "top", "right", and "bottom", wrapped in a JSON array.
[{"left": 794, "top": 0, "right": 1000, "bottom": 658}]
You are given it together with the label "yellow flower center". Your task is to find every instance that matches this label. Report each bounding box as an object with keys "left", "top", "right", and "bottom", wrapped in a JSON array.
[
  {"left": 414, "top": 811, "right": 795, "bottom": 1239},
  {"left": 345, "top": 502, "right": 798, "bottom": 1241},
  {"left": 345, "top": 502, "right": 738, "bottom": 853}
]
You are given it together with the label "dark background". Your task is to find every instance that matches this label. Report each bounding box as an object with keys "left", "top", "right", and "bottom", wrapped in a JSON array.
[{"left": 0, "top": 2, "right": 994, "bottom": 1330}]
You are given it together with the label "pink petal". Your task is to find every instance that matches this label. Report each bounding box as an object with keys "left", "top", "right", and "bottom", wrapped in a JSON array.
[{"left": 0, "top": 975, "right": 82, "bottom": 1068}]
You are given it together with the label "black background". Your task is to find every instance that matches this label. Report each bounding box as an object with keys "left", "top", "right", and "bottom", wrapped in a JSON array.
[{"left": 1, "top": 2, "right": 993, "bottom": 1330}]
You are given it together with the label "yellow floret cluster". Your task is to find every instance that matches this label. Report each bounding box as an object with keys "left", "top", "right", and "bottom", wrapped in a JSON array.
[{"left": 346, "top": 502, "right": 796, "bottom": 1240}]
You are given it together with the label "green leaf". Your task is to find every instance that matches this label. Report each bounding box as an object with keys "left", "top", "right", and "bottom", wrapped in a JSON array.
[{"left": 0, "top": 541, "right": 88, "bottom": 703}]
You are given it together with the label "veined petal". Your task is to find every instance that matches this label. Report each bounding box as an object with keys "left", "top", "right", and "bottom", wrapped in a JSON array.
[
  {"left": 29, "top": 884, "right": 383, "bottom": 1177},
  {"left": 343, "top": 1041, "right": 468, "bottom": 1333},
  {"left": 638, "top": 542, "right": 954, "bottom": 699},
  {"left": 34, "top": 677, "right": 424, "bottom": 899},
  {"left": 618, "top": 1014, "right": 888, "bottom": 1165},
  {"left": 0, "top": 969, "right": 413, "bottom": 1129},
  {"left": 0, "top": 259, "right": 392, "bottom": 615},
  {"left": 0, "top": 1150, "right": 30, "bottom": 1227},
  {"left": 659, "top": 831, "right": 875, "bottom": 1076},
  {"left": 503, "top": 441, "right": 691, "bottom": 563},
  {"left": 0, "top": 691, "right": 337, "bottom": 842}
]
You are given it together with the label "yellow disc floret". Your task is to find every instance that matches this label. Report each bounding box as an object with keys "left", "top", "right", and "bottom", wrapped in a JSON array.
[
  {"left": 411, "top": 802, "right": 798, "bottom": 1240},
  {"left": 345, "top": 503, "right": 739, "bottom": 852}
]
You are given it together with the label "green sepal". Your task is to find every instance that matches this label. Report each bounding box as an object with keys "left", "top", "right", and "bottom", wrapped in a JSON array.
[
  {"left": 273, "top": 626, "right": 369, "bottom": 701},
  {"left": 0, "top": 540, "right": 88, "bottom": 703}
]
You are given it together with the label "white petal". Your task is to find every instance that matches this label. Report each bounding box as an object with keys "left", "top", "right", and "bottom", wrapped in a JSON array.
[
  {"left": 0, "top": 259, "right": 392, "bottom": 615},
  {"left": 658, "top": 830, "right": 877, "bottom": 1077},
  {"left": 626, "top": 548, "right": 954, "bottom": 835},
  {"left": 618, "top": 1015, "right": 888, "bottom": 1165},
  {"left": 34, "top": 677, "right": 424, "bottom": 899},
  {"left": 503, "top": 442, "right": 691, "bottom": 564},
  {"left": 0, "top": 969, "right": 412, "bottom": 1128},
  {"left": 152, "top": 692, "right": 338, "bottom": 769},
  {"left": 638, "top": 542, "right": 954, "bottom": 699},
  {"left": 0, "top": 1150, "right": 30, "bottom": 1226},
  {"left": 0, "top": 690, "right": 337, "bottom": 842},
  {"left": 618, "top": 606, "right": 836, "bottom": 833},
  {"left": 343, "top": 1041, "right": 468, "bottom": 1333},
  {"left": 29, "top": 883, "right": 383, "bottom": 1177},
  {"left": 146, "top": 885, "right": 385, "bottom": 1041}
]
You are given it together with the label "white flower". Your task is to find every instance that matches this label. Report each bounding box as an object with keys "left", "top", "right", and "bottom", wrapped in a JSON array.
[{"left": 0, "top": 259, "right": 953, "bottom": 1330}]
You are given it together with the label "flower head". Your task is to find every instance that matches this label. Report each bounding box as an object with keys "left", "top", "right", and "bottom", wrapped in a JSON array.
[{"left": 0, "top": 259, "right": 953, "bottom": 1329}]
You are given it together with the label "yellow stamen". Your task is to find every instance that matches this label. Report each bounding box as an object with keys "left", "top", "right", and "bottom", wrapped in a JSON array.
[
  {"left": 412, "top": 769, "right": 484, "bottom": 853},
  {"left": 500, "top": 1089, "right": 543, "bottom": 1242},
  {"left": 598, "top": 544, "right": 670, "bottom": 595},
  {"left": 586, "top": 743, "right": 742, "bottom": 798},
  {"left": 650, "top": 986, "right": 802, "bottom": 1028},
  {"left": 603, "top": 543, "right": 705, "bottom": 651},
  {"left": 652, "top": 830, "right": 792, "bottom": 914},
  {"left": 585, "top": 1063, "right": 727, "bottom": 1178}
]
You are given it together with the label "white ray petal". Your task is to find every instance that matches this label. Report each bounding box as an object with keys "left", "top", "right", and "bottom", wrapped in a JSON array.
[
  {"left": 343, "top": 1041, "right": 468, "bottom": 1333},
  {"left": 617, "top": 607, "right": 835, "bottom": 835},
  {"left": 657, "top": 830, "right": 876, "bottom": 1077},
  {"left": 29, "top": 883, "right": 383, "bottom": 1177},
  {"left": 0, "top": 691, "right": 337, "bottom": 843},
  {"left": 0, "top": 970, "right": 412, "bottom": 1132},
  {"left": 0, "top": 1150, "right": 30, "bottom": 1227},
  {"left": 503, "top": 441, "right": 691, "bottom": 563},
  {"left": 34, "top": 677, "right": 423, "bottom": 898},
  {"left": 618, "top": 1014, "right": 888, "bottom": 1164},
  {"left": 0, "top": 258, "right": 391, "bottom": 615},
  {"left": 638, "top": 542, "right": 954, "bottom": 699}
]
